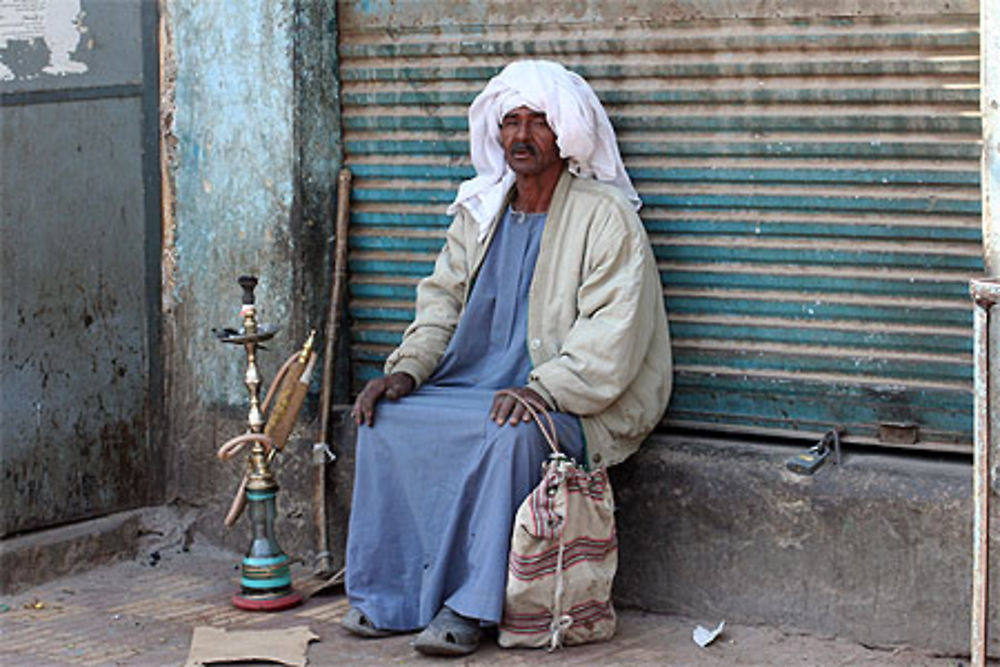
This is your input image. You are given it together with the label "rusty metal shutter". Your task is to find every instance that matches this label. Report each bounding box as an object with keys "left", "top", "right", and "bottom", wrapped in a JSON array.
[{"left": 338, "top": 2, "right": 981, "bottom": 454}]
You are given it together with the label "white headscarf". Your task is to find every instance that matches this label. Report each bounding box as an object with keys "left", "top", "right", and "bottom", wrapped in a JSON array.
[{"left": 446, "top": 60, "right": 641, "bottom": 240}]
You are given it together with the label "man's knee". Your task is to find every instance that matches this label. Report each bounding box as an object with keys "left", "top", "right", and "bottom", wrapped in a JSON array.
[{"left": 485, "top": 422, "right": 549, "bottom": 460}]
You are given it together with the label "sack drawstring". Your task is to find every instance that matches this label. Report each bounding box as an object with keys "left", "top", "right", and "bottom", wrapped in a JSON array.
[
  {"left": 548, "top": 487, "right": 574, "bottom": 651},
  {"left": 496, "top": 389, "right": 560, "bottom": 455}
]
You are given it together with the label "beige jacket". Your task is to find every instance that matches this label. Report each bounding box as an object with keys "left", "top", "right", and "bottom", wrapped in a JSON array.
[{"left": 385, "top": 169, "right": 672, "bottom": 469}]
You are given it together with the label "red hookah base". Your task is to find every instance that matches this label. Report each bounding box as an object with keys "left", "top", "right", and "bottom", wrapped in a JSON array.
[{"left": 231, "top": 590, "right": 303, "bottom": 612}]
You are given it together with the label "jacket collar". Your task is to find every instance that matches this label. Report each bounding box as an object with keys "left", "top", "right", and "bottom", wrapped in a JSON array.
[{"left": 481, "top": 166, "right": 574, "bottom": 246}]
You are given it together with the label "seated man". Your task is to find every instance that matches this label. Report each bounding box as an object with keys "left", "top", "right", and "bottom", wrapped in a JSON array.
[{"left": 342, "top": 59, "right": 672, "bottom": 657}]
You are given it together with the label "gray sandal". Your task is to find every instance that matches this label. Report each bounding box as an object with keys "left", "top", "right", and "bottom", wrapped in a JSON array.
[
  {"left": 341, "top": 606, "right": 394, "bottom": 639},
  {"left": 413, "top": 607, "right": 483, "bottom": 656}
]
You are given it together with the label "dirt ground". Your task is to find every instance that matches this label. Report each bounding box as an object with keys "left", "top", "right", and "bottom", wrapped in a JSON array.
[{"left": 0, "top": 543, "right": 980, "bottom": 666}]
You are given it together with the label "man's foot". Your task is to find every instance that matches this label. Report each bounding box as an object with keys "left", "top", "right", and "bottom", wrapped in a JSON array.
[
  {"left": 412, "top": 606, "right": 483, "bottom": 656},
  {"left": 341, "top": 606, "right": 394, "bottom": 639}
]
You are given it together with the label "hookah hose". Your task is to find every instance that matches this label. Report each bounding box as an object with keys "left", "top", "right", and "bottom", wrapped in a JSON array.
[
  {"left": 217, "top": 432, "right": 277, "bottom": 527},
  {"left": 217, "top": 347, "right": 316, "bottom": 527}
]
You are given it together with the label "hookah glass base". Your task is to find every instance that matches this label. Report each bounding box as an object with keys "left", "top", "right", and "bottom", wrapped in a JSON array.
[
  {"left": 231, "top": 488, "right": 302, "bottom": 612},
  {"left": 232, "top": 551, "right": 303, "bottom": 611}
]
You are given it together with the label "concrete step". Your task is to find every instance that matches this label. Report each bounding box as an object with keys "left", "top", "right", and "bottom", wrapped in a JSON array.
[
  {"left": 0, "top": 504, "right": 200, "bottom": 595},
  {"left": 610, "top": 432, "right": 1000, "bottom": 656},
  {"left": 1, "top": 510, "right": 143, "bottom": 595}
]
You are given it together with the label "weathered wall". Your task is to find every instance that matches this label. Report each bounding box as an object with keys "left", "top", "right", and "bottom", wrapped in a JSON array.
[
  {"left": 980, "top": 9, "right": 1000, "bottom": 651},
  {"left": 611, "top": 436, "right": 1000, "bottom": 656},
  {"left": 161, "top": 0, "right": 340, "bottom": 558},
  {"left": 0, "top": 0, "right": 162, "bottom": 536}
]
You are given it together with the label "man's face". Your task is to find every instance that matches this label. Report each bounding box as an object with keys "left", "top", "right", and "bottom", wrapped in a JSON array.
[{"left": 499, "top": 106, "right": 562, "bottom": 176}]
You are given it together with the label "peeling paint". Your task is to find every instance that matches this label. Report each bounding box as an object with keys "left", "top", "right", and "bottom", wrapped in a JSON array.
[
  {"left": 165, "top": 0, "right": 297, "bottom": 409},
  {"left": 0, "top": 0, "right": 88, "bottom": 81}
]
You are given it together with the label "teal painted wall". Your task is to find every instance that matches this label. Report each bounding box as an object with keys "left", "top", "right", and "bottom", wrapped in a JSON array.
[
  {"left": 162, "top": 0, "right": 340, "bottom": 557},
  {"left": 167, "top": 0, "right": 296, "bottom": 409}
]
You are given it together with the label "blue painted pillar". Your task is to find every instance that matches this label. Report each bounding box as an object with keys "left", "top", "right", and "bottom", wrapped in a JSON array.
[
  {"left": 162, "top": 1, "right": 341, "bottom": 561},
  {"left": 167, "top": 0, "right": 296, "bottom": 406}
]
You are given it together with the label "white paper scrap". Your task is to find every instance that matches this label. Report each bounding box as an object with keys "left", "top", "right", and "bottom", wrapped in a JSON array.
[{"left": 692, "top": 620, "right": 725, "bottom": 648}]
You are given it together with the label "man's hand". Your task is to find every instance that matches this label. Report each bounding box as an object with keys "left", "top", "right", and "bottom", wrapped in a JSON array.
[
  {"left": 352, "top": 372, "right": 416, "bottom": 427},
  {"left": 490, "top": 387, "right": 549, "bottom": 426}
]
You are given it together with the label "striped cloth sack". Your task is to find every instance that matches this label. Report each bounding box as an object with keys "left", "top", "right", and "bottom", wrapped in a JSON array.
[{"left": 496, "top": 391, "right": 618, "bottom": 650}]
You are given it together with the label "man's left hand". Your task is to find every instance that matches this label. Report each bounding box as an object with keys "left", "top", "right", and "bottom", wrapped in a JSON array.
[{"left": 490, "top": 387, "right": 549, "bottom": 426}]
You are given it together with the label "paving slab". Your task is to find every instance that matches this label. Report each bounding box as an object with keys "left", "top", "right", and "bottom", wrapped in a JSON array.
[{"left": 0, "top": 544, "right": 980, "bottom": 666}]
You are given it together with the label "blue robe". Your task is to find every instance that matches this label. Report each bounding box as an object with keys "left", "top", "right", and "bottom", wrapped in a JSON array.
[{"left": 345, "top": 208, "right": 585, "bottom": 630}]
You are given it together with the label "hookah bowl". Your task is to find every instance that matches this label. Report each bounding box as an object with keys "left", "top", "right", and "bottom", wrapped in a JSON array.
[{"left": 217, "top": 275, "right": 302, "bottom": 611}]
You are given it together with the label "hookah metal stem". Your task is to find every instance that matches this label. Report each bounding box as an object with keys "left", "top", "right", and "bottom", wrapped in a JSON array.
[
  {"left": 237, "top": 276, "right": 274, "bottom": 491},
  {"left": 245, "top": 343, "right": 266, "bottom": 432},
  {"left": 240, "top": 275, "right": 265, "bottom": 434}
]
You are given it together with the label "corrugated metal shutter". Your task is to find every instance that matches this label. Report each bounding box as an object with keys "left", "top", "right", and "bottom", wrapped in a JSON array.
[{"left": 338, "top": 3, "right": 982, "bottom": 454}]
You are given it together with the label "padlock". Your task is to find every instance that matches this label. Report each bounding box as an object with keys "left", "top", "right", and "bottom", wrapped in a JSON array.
[
  {"left": 785, "top": 430, "right": 841, "bottom": 476},
  {"left": 785, "top": 445, "right": 830, "bottom": 475}
]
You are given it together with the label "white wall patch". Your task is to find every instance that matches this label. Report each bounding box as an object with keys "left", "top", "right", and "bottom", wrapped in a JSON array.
[{"left": 0, "top": 0, "right": 88, "bottom": 81}]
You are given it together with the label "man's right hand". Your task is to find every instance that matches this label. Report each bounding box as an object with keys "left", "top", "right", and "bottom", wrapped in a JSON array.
[{"left": 351, "top": 372, "right": 416, "bottom": 427}]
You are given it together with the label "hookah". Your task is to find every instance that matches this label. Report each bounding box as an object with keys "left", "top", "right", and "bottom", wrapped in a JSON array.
[{"left": 214, "top": 275, "right": 317, "bottom": 611}]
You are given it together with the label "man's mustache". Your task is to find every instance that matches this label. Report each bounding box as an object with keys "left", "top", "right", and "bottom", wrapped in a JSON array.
[{"left": 508, "top": 142, "right": 537, "bottom": 156}]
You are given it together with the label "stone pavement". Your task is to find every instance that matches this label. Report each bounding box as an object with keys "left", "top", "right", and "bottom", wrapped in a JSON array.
[{"left": 0, "top": 544, "right": 975, "bottom": 666}]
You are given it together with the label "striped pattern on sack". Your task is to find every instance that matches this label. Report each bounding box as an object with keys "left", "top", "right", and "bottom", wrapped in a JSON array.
[
  {"left": 528, "top": 466, "right": 611, "bottom": 538},
  {"left": 564, "top": 469, "right": 609, "bottom": 499},
  {"left": 509, "top": 533, "right": 619, "bottom": 582},
  {"left": 528, "top": 471, "right": 562, "bottom": 539},
  {"left": 501, "top": 598, "right": 615, "bottom": 636}
]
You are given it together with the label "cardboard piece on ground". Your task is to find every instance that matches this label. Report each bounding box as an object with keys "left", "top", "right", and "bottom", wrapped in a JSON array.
[{"left": 184, "top": 625, "right": 319, "bottom": 666}]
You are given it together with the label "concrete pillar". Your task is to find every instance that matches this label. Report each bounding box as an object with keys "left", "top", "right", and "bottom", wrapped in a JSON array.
[
  {"left": 163, "top": 0, "right": 298, "bottom": 409},
  {"left": 160, "top": 1, "right": 340, "bottom": 556}
]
